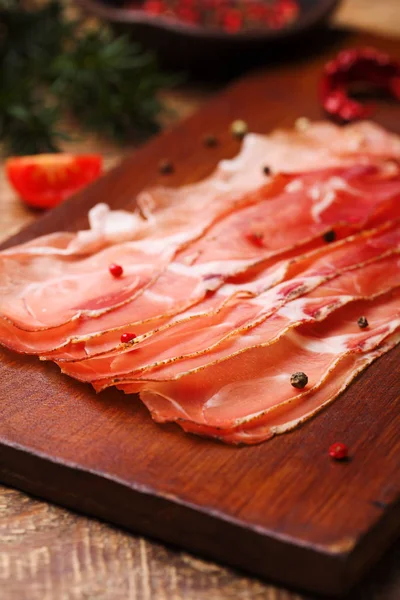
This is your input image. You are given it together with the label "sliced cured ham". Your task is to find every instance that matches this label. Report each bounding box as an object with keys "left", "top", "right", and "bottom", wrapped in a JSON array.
[
  {"left": 4, "top": 160, "right": 398, "bottom": 358},
  {"left": 0, "top": 248, "right": 291, "bottom": 355},
  {"left": 0, "top": 120, "right": 399, "bottom": 446},
  {"left": 120, "top": 290, "right": 400, "bottom": 437},
  {"left": 0, "top": 260, "right": 228, "bottom": 353},
  {"left": 182, "top": 332, "right": 400, "bottom": 444},
  {"left": 40, "top": 223, "right": 372, "bottom": 362},
  {"left": 0, "top": 173, "right": 288, "bottom": 332},
  {"left": 56, "top": 223, "right": 400, "bottom": 385},
  {"left": 6, "top": 120, "right": 397, "bottom": 259},
  {"left": 0, "top": 242, "right": 173, "bottom": 330},
  {"left": 2, "top": 121, "right": 399, "bottom": 336},
  {"left": 0, "top": 184, "right": 300, "bottom": 354},
  {"left": 141, "top": 120, "right": 400, "bottom": 215},
  {"left": 268, "top": 121, "right": 400, "bottom": 166},
  {"left": 176, "top": 163, "right": 400, "bottom": 269},
  {"left": 37, "top": 253, "right": 287, "bottom": 359},
  {"left": 0, "top": 160, "right": 394, "bottom": 353},
  {"left": 90, "top": 251, "right": 400, "bottom": 389}
]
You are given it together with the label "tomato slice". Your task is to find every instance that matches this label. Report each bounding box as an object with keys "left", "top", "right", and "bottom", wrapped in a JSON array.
[{"left": 5, "top": 153, "right": 103, "bottom": 209}]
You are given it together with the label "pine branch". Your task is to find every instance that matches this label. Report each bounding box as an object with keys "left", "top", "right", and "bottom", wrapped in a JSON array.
[
  {"left": 51, "top": 30, "right": 171, "bottom": 142},
  {"left": 0, "top": 0, "right": 173, "bottom": 155}
]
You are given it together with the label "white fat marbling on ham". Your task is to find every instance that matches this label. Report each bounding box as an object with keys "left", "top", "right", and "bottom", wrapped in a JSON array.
[
  {"left": 286, "top": 329, "right": 349, "bottom": 354},
  {"left": 276, "top": 297, "right": 311, "bottom": 321},
  {"left": 311, "top": 190, "right": 336, "bottom": 222},
  {"left": 310, "top": 176, "right": 363, "bottom": 222},
  {"left": 285, "top": 179, "right": 304, "bottom": 193},
  {"left": 56, "top": 225, "right": 400, "bottom": 384}
]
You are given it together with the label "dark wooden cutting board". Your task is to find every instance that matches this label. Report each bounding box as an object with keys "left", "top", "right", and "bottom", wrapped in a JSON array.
[{"left": 0, "top": 30, "right": 399, "bottom": 597}]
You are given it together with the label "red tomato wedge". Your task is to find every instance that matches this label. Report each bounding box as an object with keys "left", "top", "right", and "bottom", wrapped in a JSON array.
[{"left": 6, "top": 154, "right": 103, "bottom": 209}]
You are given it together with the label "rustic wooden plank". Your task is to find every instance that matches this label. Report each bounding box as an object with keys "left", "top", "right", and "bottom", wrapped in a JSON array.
[
  {"left": 1, "top": 16, "right": 400, "bottom": 600},
  {"left": 1, "top": 485, "right": 400, "bottom": 600}
]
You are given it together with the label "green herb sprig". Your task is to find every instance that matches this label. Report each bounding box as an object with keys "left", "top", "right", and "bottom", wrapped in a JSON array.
[{"left": 0, "top": 0, "right": 172, "bottom": 155}]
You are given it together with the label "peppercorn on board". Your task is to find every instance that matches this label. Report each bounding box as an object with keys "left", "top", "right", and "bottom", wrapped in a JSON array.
[{"left": 0, "top": 30, "right": 399, "bottom": 597}]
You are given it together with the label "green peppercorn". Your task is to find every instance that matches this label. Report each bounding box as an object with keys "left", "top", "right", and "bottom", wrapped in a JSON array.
[
  {"left": 231, "top": 119, "right": 248, "bottom": 140},
  {"left": 295, "top": 117, "right": 310, "bottom": 132}
]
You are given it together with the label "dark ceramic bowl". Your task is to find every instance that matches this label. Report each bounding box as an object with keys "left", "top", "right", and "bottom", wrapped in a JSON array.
[{"left": 77, "top": 0, "right": 342, "bottom": 72}]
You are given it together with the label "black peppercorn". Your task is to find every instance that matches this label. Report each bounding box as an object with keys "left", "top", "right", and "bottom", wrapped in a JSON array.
[
  {"left": 357, "top": 316, "right": 369, "bottom": 328},
  {"left": 159, "top": 160, "right": 174, "bottom": 174},
  {"left": 203, "top": 134, "right": 218, "bottom": 148},
  {"left": 290, "top": 371, "right": 308, "bottom": 389},
  {"left": 323, "top": 230, "right": 336, "bottom": 243}
]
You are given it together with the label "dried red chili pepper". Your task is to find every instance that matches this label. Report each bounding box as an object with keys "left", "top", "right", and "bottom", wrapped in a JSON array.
[{"left": 320, "top": 47, "right": 400, "bottom": 123}]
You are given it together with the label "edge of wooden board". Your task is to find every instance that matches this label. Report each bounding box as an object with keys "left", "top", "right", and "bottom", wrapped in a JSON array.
[{"left": 0, "top": 437, "right": 398, "bottom": 597}]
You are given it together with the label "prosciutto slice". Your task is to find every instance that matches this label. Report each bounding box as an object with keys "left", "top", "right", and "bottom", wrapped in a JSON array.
[
  {"left": 176, "top": 163, "right": 400, "bottom": 270},
  {"left": 56, "top": 223, "right": 400, "bottom": 384},
  {"left": 5, "top": 120, "right": 397, "bottom": 259},
  {"left": 0, "top": 173, "right": 288, "bottom": 332},
  {"left": 1, "top": 119, "right": 398, "bottom": 335},
  {"left": 90, "top": 251, "right": 400, "bottom": 389},
  {"left": 4, "top": 160, "right": 398, "bottom": 359},
  {"left": 184, "top": 332, "right": 400, "bottom": 444},
  {"left": 141, "top": 120, "right": 400, "bottom": 215},
  {"left": 120, "top": 290, "right": 400, "bottom": 437},
  {"left": 0, "top": 241, "right": 174, "bottom": 330},
  {"left": 0, "top": 120, "right": 399, "bottom": 446},
  {"left": 37, "top": 251, "right": 288, "bottom": 359},
  {"left": 265, "top": 121, "right": 400, "bottom": 168}
]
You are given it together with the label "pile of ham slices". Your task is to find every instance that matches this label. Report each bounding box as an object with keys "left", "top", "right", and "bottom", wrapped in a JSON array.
[{"left": 1, "top": 120, "right": 400, "bottom": 445}]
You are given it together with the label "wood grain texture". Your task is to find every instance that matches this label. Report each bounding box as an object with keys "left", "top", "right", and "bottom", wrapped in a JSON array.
[
  {"left": 1, "top": 488, "right": 400, "bottom": 600},
  {"left": 0, "top": 3, "right": 400, "bottom": 599}
]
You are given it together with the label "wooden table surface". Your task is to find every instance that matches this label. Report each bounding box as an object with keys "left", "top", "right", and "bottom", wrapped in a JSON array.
[{"left": 1, "top": 1, "right": 399, "bottom": 598}]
